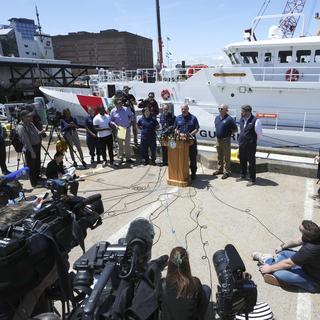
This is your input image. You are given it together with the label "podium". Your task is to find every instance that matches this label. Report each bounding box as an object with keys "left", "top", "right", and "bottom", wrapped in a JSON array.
[{"left": 164, "top": 137, "right": 192, "bottom": 187}]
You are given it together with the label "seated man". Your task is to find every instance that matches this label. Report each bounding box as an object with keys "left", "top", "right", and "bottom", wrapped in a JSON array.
[
  {"left": 46, "top": 151, "right": 79, "bottom": 196},
  {"left": 252, "top": 220, "right": 320, "bottom": 293}
]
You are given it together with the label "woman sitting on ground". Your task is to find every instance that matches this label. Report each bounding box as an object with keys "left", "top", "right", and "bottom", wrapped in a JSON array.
[{"left": 161, "top": 246, "right": 211, "bottom": 320}]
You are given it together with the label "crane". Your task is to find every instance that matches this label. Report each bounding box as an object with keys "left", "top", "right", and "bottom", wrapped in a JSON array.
[{"left": 278, "top": 0, "right": 307, "bottom": 38}]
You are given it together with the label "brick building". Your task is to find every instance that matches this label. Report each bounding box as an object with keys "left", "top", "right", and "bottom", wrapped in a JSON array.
[{"left": 52, "top": 29, "right": 153, "bottom": 70}]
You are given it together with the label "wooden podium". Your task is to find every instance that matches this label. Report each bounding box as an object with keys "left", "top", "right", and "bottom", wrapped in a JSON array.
[{"left": 164, "top": 138, "right": 192, "bottom": 187}]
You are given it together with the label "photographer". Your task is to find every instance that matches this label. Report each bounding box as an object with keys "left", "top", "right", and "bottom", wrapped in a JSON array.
[
  {"left": 253, "top": 220, "right": 320, "bottom": 293},
  {"left": 161, "top": 247, "right": 211, "bottom": 320},
  {"left": 160, "top": 104, "right": 175, "bottom": 166},
  {"left": 60, "top": 109, "right": 87, "bottom": 168},
  {"left": 17, "top": 110, "right": 45, "bottom": 188},
  {"left": 46, "top": 151, "right": 79, "bottom": 196},
  {"left": 138, "top": 92, "right": 159, "bottom": 118},
  {"left": 123, "top": 86, "right": 138, "bottom": 145}
]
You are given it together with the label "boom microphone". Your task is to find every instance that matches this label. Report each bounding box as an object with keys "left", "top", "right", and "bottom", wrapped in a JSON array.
[
  {"left": 225, "top": 244, "right": 246, "bottom": 274},
  {"left": 2, "top": 167, "right": 30, "bottom": 183}
]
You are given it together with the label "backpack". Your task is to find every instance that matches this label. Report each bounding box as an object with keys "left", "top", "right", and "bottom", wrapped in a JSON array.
[{"left": 10, "top": 125, "right": 24, "bottom": 153}]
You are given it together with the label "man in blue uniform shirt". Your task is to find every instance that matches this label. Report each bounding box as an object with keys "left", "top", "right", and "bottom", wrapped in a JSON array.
[{"left": 174, "top": 104, "right": 199, "bottom": 179}]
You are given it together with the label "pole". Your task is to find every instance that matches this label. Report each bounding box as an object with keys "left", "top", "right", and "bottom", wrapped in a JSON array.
[{"left": 156, "top": 0, "right": 163, "bottom": 69}]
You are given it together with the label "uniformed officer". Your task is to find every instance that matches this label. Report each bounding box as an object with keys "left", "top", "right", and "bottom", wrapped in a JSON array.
[
  {"left": 160, "top": 104, "right": 176, "bottom": 166},
  {"left": 137, "top": 107, "right": 160, "bottom": 165},
  {"left": 174, "top": 103, "right": 200, "bottom": 179}
]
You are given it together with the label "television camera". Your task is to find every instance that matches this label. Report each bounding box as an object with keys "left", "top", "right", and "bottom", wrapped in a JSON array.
[
  {"left": 0, "top": 177, "right": 104, "bottom": 319},
  {"left": 213, "top": 244, "right": 257, "bottom": 319}
]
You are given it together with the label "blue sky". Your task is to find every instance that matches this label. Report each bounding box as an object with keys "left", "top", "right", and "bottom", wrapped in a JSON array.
[{"left": 1, "top": 0, "right": 320, "bottom": 65}]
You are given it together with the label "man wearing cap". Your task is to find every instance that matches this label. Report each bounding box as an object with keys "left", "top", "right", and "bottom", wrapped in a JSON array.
[
  {"left": 138, "top": 92, "right": 159, "bottom": 118},
  {"left": 123, "top": 86, "right": 138, "bottom": 145},
  {"left": 16, "top": 110, "right": 45, "bottom": 187},
  {"left": 212, "top": 104, "right": 238, "bottom": 179},
  {"left": 110, "top": 98, "right": 134, "bottom": 163},
  {"left": 174, "top": 104, "right": 199, "bottom": 180},
  {"left": 237, "top": 104, "right": 262, "bottom": 186}
]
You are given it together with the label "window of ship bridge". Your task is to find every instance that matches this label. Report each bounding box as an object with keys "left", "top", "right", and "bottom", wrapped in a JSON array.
[
  {"left": 296, "top": 50, "right": 311, "bottom": 63},
  {"left": 278, "top": 50, "right": 292, "bottom": 63},
  {"left": 314, "top": 50, "right": 320, "bottom": 63},
  {"left": 239, "top": 52, "right": 258, "bottom": 64}
]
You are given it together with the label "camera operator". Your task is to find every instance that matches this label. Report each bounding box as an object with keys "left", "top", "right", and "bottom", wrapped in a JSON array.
[
  {"left": 17, "top": 110, "right": 45, "bottom": 188},
  {"left": 161, "top": 247, "right": 211, "bottom": 320},
  {"left": 123, "top": 86, "right": 138, "bottom": 145},
  {"left": 160, "top": 104, "right": 176, "bottom": 166},
  {"left": 0, "top": 125, "right": 10, "bottom": 175},
  {"left": 60, "top": 109, "right": 87, "bottom": 168},
  {"left": 46, "top": 151, "right": 79, "bottom": 196},
  {"left": 138, "top": 92, "right": 159, "bottom": 118},
  {"left": 253, "top": 220, "right": 320, "bottom": 293}
]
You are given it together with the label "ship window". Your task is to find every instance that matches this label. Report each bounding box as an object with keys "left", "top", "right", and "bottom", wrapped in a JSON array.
[
  {"left": 232, "top": 53, "right": 240, "bottom": 64},
  {"left": 278, "top": 50, "right": 292, "bottom": 63},
  {"left": 264, "top": 52, "right": 272, "bottom": 62},
  {"left": 228, "top": 53, "right": 235, "bottom": 65},
  {"left": 240, "top": 52, "right": 258, "bottom": 64},
  {"left": 296, "top": 50, "right": 311, "bottom": 63},
  {"left": 315, "top": 50, "right": 320, "bottom": 63}
]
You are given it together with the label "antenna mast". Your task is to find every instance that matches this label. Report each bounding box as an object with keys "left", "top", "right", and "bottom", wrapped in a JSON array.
[
  {"left": 279, "top": 0, "right": 306, "bottom": 38},
  {"left": 35, "top": 5, "right": 43, "bottom": 42},
  {"left": 155, "top": 0, "right": 163, "bottom": 70}
]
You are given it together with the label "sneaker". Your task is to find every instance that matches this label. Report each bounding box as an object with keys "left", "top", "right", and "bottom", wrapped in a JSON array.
[
  {"left": 102, "top": 161, "right": 108, "bottom": 168},
  {"left": 126, "top": 158, "right": 134, "bottom": 163},
  {"left": 236, "top": 175, "right": 246, "bottom": 182},
  {"left": 252, "top": 252, "right": 273, "bottom": 264},
  {"left": 212, "top": 170, "right": 223, "bottom": 176},
  {"left": 263, "top": 274, "right": 281, "bottom": 287},
  {"left": 246, "top": 180, "right": 256, "bottom": 187},
  {"left": 221, "top": 173, "right": 229, "bottom": 180}
]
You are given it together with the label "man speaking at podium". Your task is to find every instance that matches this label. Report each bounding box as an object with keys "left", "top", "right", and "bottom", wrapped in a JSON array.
[{"left": 174, "top": 104, "right": 199, "bottom": 180}]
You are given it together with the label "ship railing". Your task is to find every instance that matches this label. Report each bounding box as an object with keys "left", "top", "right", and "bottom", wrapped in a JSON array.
[
  {"left": 93, "top": 67, "right": 210, "bottom": 84},
  {"left": 248, "top": 66, "right": 320, "bottom": 83}
]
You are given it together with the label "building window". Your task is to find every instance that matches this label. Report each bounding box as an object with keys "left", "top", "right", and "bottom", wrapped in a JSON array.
[
  {"left": 25, "top": 51, "right": 29, "bottom": 55},
  {"left": 278, "top": 50, "right": 292, "bottom": 63},
  {"left": 296, "top": 50, "right": 311, "bottom": 63},
  {"left": 240, "top": 52, "right": 258, "bottom": 64},
  {"left": 24, "top": 44, "right": 28, "bottom": 48}
]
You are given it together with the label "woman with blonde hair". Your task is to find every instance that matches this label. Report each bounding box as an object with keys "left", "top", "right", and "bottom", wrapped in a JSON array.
[{"left": 161, "top": 247, "right": 211, "bottom": 320}]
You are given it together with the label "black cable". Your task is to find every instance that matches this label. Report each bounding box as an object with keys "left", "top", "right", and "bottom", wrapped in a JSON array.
[{"left": 208, "top": 183, "right": 284, "bottom": 244}]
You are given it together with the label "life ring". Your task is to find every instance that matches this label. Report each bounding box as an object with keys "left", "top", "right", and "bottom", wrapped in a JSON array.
[
  {"left": 285, "top": 68, "right": 299, "bottom": 82},
  {"left": 161, "top": 89, "right": 171, "bottom": 100}
]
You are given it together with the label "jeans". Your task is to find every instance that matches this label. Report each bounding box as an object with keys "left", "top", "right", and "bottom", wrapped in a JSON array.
[{"left": 265, "top": 250, "right": 319, "bottom": 293}]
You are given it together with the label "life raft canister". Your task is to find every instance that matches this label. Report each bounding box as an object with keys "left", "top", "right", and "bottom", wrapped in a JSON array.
[
  {"left": 285, "top": 68, "right": 299, "bottom": 82},
  {"left": 161, "top": 89, "right": 171, "bottom": 100}
]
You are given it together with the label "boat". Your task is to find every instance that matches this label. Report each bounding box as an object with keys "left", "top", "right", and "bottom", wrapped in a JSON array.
[{"left": 40, "top": 5, "right": 320, "bottom": 151}]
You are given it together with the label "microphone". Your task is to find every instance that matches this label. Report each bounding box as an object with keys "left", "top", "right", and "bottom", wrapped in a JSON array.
[
  {"left": 121, "top": 219, "right": 155, "bottom": 278},
  {"left": 2, "top": 167, "right": 30, "bottom": 183},
  {"left": 225, "top": 244, "right": 246, "bottom": 280}
]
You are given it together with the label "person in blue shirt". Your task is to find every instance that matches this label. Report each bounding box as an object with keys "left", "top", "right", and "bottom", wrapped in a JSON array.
[
  {"left": 212, "top": 104, "right": 238, "bottom": 179},
  {"left": 174, "top": 104, "right": 199, "bottom": 179},
  {"left": 137, "top": 107, "right": 160, "bottom": 165},
  {"left": 85, "top": 107, "right": 100, "bottom": 164},
  {"left": 160, "top": 104, "right": 176, "bottom": 166}
]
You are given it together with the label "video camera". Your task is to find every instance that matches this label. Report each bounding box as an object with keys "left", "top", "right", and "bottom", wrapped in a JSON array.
[
  {"left": 68, "top": 219, "right": 167, "bottom": 320},
  {"left": 47, "top": 108, "right": 62, "bottom": 127},
  {"left": 213, "top": 244, "right": 257, "bottom": 319}
]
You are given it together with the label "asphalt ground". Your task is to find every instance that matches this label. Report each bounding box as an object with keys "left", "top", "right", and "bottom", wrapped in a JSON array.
[{"left": 7, "top": 144, "right": 320, "bottom": 319}]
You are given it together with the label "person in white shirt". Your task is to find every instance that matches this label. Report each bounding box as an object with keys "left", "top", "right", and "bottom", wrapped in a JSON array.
[
  {"left": 93, "top": 106, "right": 116, "bottom": 168},
  {"left": 237, "top": 104, "right": 263, "bottom": 186}
]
